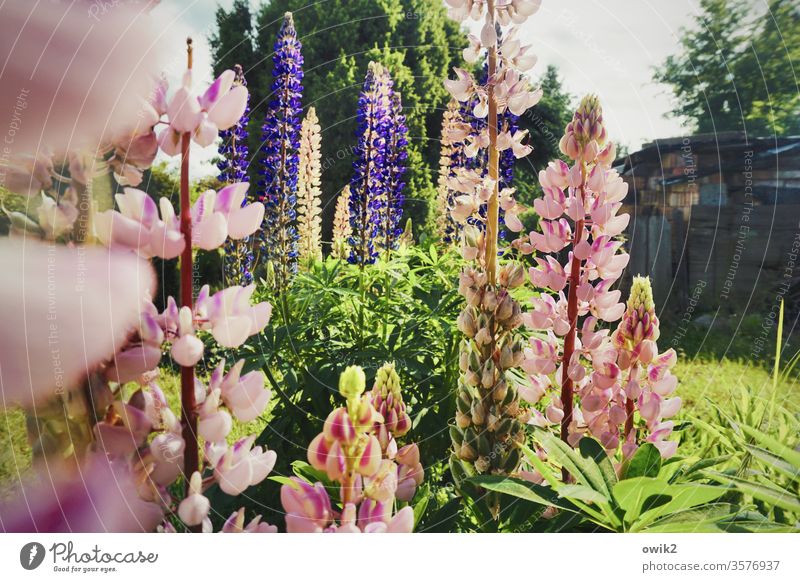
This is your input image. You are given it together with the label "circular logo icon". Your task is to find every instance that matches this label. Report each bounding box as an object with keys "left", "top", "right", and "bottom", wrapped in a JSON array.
[{"left": 20, "top": 542, "right": 46, "bottom": 570}]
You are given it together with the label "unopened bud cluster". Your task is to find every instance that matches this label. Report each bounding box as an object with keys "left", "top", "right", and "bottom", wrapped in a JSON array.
[{"left": 451, "top": 262, "right": 527, "bottom": 480}]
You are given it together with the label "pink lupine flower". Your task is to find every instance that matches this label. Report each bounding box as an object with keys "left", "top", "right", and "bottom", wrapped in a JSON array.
[
  {"left": 222, "top": 508, "right": 278, "bottom": 533},
  {"left": 95, "top": 188, "right": 184, "bottom": 260},
  {"left": 395, "top": 444, "right": 424, "bottom": 502},
  {"left": 522, "top": 95, "right": 635, "bottom": 453},
  {"left": 4, "top": 153, "right": 54, "bottom": 197},
  {"left": 281, "top": 478, "right": 334, "bottom": 533},
  {"left": 197, "top": 388, "right": 233, "bottom": 442},
  {"left": 97, "top": 184, "right": 263, "bottom": 258},
  {"left": 444, "top": 68, "right": 475, "bottom": 101},
  {"left": 38, "top": 192, "right": 79, "bottom": 239},
  {"left": 522, "top": 334, "right": 559, "bottom": 375},
  {"left": 171, "top": 306, "right": 205, "bottom": 367},
  {"left": 534, "top": 186, "right": 567, "bottom": 220},
  {"left": 159, "top": 69, "right": 249, "bottom": 155},
  {"left": 0, "top": 239, "right": 154, "bottom": 410},
  {"left": 213, "top": 436, "right": 277, "bottom": 496},
  {"left": 211, "top": 359, "right": 271, "bottom": 422},
  {"left": 105, "top": 305, "right": 164, "bottom": 385},
  {"left": 94, "top": 400, "right": 152, "bottom": 456},
  {"left": 178, "top": 472, "right": 211, "bottom": 527},
  {"left": 529, "top": 219, "right": 572, "bottom": 253},
  {"left": 148, "top": 426, "right": 185, "bottom": 487},
  {"left": 194, "top": 284, "right": 272, "bottom": 349},
  {"left": 0, "top": 454, "right": 163, "bottom": 532},
  {"left": 612, "top": 277, "right": 680, "bottom": 458},
  {"left": 530, "top": 256, "right": 568, "bottom": 292}
]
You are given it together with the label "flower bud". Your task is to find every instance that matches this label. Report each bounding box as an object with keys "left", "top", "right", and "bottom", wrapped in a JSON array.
[{"left": 339, "top": 365, "right": 366, "bottom": 400}]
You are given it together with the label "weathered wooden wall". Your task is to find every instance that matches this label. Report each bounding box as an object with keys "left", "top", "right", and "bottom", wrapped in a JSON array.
[{"left": 625, "top": 204, "right": 800, "bottom": 313}]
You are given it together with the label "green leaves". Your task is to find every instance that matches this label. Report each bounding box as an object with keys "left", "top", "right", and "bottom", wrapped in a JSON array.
[
  {"left": 620, "top": 443, "right": 662, "bottom": 479},
  {"left": 466, "top": 435, "right": 730, "bottom": 532}
]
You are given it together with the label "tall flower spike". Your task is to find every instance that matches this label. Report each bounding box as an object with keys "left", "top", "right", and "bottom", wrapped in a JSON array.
[
  {"left": 297, "top": 106, "right": 323, "bottom": 264},
  {"left": 522, "top": 95, "right": 631, "bottom": 463},
  {"left": 332, "top": 186, "right": 352, "bottom": 259},
  {"left": 436, "top": 100, "right": 468, "bottom": 242},
  {"left": 377, "top": 88, "right": 409, "bottom": 255},
  {"left": 612, "top": 276, "right": 680, "bottom": 459},
  {"left": 219, "top": 65, "right": 255, "bottom": 286},
  {"left": 444, "top": 0, "right": 542, "bottom": 517},
  {"left": 348, "top": 62, "right": 392, "bottom": 266},
  {"left": 259, "top": 12, "right": 304, "bottom": 291}
]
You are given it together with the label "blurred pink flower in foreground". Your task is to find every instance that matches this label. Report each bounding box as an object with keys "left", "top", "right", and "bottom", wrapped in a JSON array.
[
  {"left": 0, "top": 239, "right": 155, "bottom": 409},
  {"left": 0, "top": 454, "right": 163, "bottom": 533},
  {"left": 0, "top": 1, "right": 167, "bottom": 155}
]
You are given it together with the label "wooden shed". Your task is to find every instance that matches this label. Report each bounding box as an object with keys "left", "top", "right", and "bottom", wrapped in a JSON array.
[{"left": 614, "top": 133, "right": 800, "bottom": 315}]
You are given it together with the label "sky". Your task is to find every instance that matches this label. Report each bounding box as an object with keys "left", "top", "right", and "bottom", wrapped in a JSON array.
[{"left": 152, "top": 0, "right": 716, "bottom": 177}]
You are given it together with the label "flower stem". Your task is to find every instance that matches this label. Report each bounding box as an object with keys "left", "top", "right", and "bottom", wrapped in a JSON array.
[
  {"left": 179, "top": 39, "right": 199, "bottom": 526},
  {"left": 484, "top": 0, "right": 499, "bottom": 284},
  {"left": 560, "top": 162, "right": 586, "bottom": 477}
]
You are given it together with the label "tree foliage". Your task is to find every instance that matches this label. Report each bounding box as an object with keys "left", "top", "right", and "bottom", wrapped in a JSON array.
[
  {"left": 655, "top": 0, "right": 800, "bottom": 136},
  {"left": 211, "top": 0, "right": 466, "bottom": 242}
]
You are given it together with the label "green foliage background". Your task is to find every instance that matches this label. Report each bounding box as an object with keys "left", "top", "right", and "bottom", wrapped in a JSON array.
[{"left": 209, "top": 0, "right": 574, "bottom": 242}]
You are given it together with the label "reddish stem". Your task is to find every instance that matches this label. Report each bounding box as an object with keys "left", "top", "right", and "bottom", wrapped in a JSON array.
[
  {"left": 560, "top": 165, "right": 586, "bottom": 480},
  {"left": 179, "top": 130, "right": 199, "bottom": 507},
  {"left": 624, "top": 397, "right": 635, "bottom": 440}
]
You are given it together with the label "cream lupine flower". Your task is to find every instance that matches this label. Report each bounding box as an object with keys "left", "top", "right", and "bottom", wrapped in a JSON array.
[
  {"left": 435, "top": 100, "right": 467, "bottom": 243},
  {"left": 332, "top": 186, "right": 352, "bottom": 259},
  {"left": 297, "top": 107, "right": 323, "bottom": 263}
]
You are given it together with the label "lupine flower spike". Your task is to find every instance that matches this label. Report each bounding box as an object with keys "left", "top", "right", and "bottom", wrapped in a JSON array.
[
  {"left": 612, "top": 276, "right": 680, "bottom": 458},
  {"left": 281, "top": 365, "right": 417, "bottom": 532},
  {"left": 259, "top": 12, "right": 304, "bottom": 291},
  {"left": 436, "top": 99, "right": 468, "bottom": 242},
  {"left": 378, "top": 90, "right": 409, "bottom": 255},
  {"left": 520, "top": 95, "right": 636, "bottom": 468},
  {"left": 297, "top": 106, "right": 323, "bottom": 264},
  {"left": 332, "top": 186, "right": 352, "bottom": 259},
  {"left": 443, "top": 0, "right": 542, "bottom": 518},
  {"left": 348, "top": 62, "right": 392, "bottom": 265}
]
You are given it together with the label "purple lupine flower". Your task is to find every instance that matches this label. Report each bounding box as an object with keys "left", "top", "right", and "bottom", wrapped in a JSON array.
[
  {"left": 258, "top": 12, "right": 303, "bottom": 290},
  {"left": 348, "top": 62, "right": 392, "bottom": 266},
  {"left": 377, "top": 90, "right": 408, "bottom": 254},
  {"left": 218, "top": 65, "right": 254, "bottom": 286}
]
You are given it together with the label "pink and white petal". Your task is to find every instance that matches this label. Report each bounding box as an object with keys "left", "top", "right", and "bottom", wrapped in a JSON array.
[
  {"left": 167, "top": 87, "right": 202, "bottom": 133},
  {"left": 207, "top": 85, "right": 248, "bottom": 131},
  {"left": 171, "top": 334, "right": 204, "bottom": 367},
  {"left": 193, "top": 116, "right": 219, "bottom": 147},
  {"left": 215, "top": 182, "right": 249, "bottom": 215},
  {"left": 105, "top": 344, "right": 162, "bottom": 385},
  {"left": 211, "top": 316, "right": 254, "bottom": 349},
  {"left": 386, "top": 506, "right": 414, "bottom": 533},
  {"left": 193, "top": 213, "right": 228, "bottom": 251},
  {"left": 227, "top": 203, "right": 265, "bottom": 239},
  {"left": 157, "top": 127, "right": 183, "bottom": 157},
  {"left": 149, "top": 223, "right": 186, "bottom": 260},
  {"left": 198, "top": 410, "right": 232, "bottom": 443},
  {"left": 248, "top": 302, "right": 273, "bottom": 335},
  {"left": 198, "top": 70, "right": 235, "bottom": 111}
]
